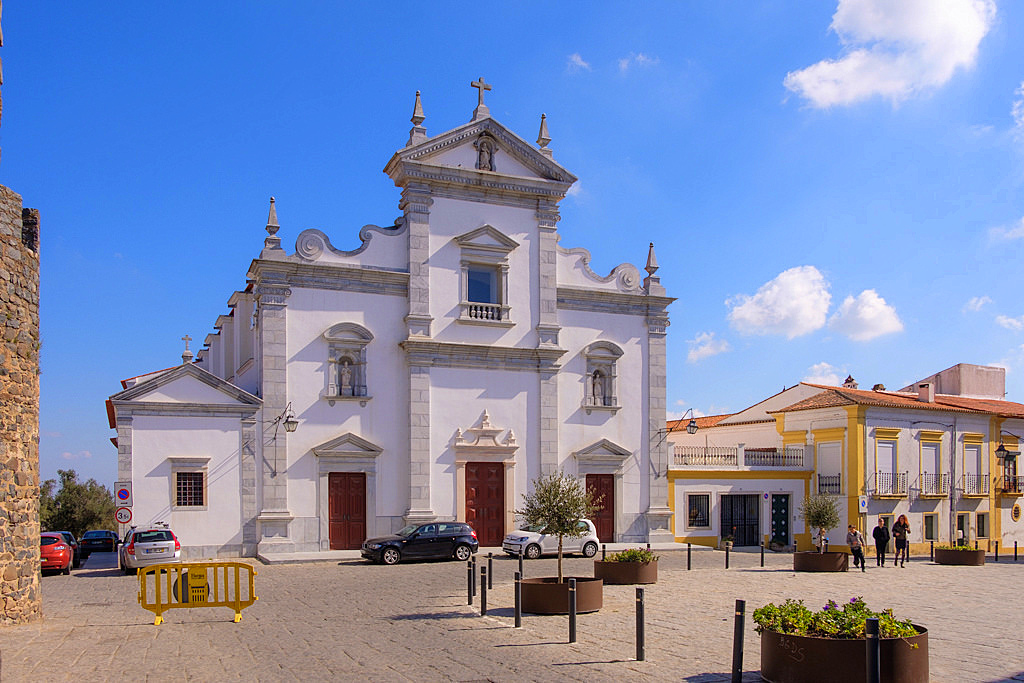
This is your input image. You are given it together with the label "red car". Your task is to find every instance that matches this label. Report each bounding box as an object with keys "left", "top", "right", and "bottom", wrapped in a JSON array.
[{"left": 40, "top": 532, "right": 72, "bottom": 575}]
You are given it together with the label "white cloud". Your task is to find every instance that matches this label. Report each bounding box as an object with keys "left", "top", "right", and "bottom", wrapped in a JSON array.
[
  {"left": 727, "top": 266, "right": 831, "bottom": 338},
  {"left": 989, "top": 217, "right": 1024, "bottom": 242},
  {"left": 618, "top": 52, "right": 660, "bottom": 73},
  {"left": 1013, "top": 81, "right": 1024, "bottom": 137},
  {"left": 994, "top": 344, "right": 1024, "bottom": 375},
  {"left": 803, "top": 362, "right": 844, "bottom": 386},
  {"left": 784, "top": 0, "right": 996, "bottom": 108},
  {"left": 686, "top": 331, "right": 731, "bottom": 363},
  {"left": 667, "top": 400, "right": 706, "bottom": 421},
  {"left": 997, "top": 315, "right": 1024, "bottom": 331},
  {"left": 963, "top": 295, "right": 992, "bottom": 312},
  {"left": 566, "top": 181, "right": 583, "bottom": 198},
  {"left": 567, "top": 53, "right": 591, "bottom": 72},
  {"left": 61, "top": 450, "right": 93, "bottom": 461},
  {"left": 828, "top": 289, "right": 904, "bottom": 341}
]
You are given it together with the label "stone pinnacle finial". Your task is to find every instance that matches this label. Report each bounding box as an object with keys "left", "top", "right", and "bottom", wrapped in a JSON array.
[
  {"left": 470, "top": 77, "right": 492, "bottom": 121},
  {"left": 645, "top": 242, "right": 659, "bottom": 275},
  {"left": 537, "top": 113, "right": 553, "bottom": 158},
  {"left": 266, "top": 197, "right": 279, "bottom": 236},
  {"left": 407, "top": 90, "right": 428, "bottom": 146},
  {"left": 411, "top": 90, "right": 425, "bottom": 126}
]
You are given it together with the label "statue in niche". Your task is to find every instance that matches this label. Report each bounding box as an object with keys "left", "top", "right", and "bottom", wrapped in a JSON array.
[
  {"left": 592, "top": 370, "right": 605, "bottom": 405},
  {"left": 339, "top": 360, "right": 353, "bottom": 396},
  {"left": 475, "top": 137, "right": 496, "bottom": 171}
]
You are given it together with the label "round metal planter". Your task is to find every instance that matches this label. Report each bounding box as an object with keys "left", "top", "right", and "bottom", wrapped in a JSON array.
[
  {"left": 933, "top": 548, "right": 985, "bottom": 566},
  {"left": 593, "top": 559, "right": 657, "bottom": 585},
  {"left": 792, "top": 551, "right": 849, "bottom": 572},
  {"left": 519, "top": 576, "right": 603, "bottom": 614},
  {"left": 760, "top": 626, "right": 929, "bottom": 683}
]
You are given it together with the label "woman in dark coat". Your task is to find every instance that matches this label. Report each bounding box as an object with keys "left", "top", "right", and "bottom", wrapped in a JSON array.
[
  {"left": 872, "top": 517, "right": 891, "bottom": 567},
  {"left": 892, "top": 514, "right": 910, "bottom": 567}
]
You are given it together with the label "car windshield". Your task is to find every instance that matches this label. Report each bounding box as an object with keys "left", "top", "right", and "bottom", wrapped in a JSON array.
[
  {"left": 395, "top": 525, "right": 419, "bottom": 537},
  {"left": 521, "top": 524, "right": 547, "bottom": 533},
  {"left": 82, "top": 531, "right": 106, "bottom": 538},
  {"left": 135, "top": 530, "right": 173, "bottom": 543},
  {"left": 40, "top": 536, "right": 60, "bottom": 546}
]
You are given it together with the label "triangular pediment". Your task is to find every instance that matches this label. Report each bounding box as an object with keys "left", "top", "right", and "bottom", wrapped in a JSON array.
[
  {"left": 573, "top": 438, "right": 632, "bottom": 462},
  {"left": 109, "top": 363, "right": 261, "bottom": 407},
  {"left": 313, "top": 432, "right": 383, "bottom": 458},
  {"left": 455, "top": 225, "right": 519, "bottom": 253},
  {"left": 385, "top": 117, "right": 577, "bottom": 186}
]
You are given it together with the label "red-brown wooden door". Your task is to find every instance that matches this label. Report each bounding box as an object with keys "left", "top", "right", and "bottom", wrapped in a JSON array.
[
  {"left": 465, "top": 462, "right": 504, "bottom": 546},
  {"left": 587, "top": 474, "right": 615, "bottom": 543},
  {"left": 329, "top": 472, "right": 366, "bottom": 550}
]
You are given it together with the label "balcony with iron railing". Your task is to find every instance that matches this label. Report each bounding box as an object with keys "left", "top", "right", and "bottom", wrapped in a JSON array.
[
  {"left": 961, "top": 473, "right": 990, "bottom": 497},
  {"left": 873, "top": 471, "right": 908, "bottom": 498},
  {"left": 916, "top": 472, "right": 949, "bottom": 497},
  {"left": 997, "top": 474, "right": 1024, "bottom": 496},
  {"left": 671, "top": 445, "right": 807, "bottom": 470},
  {"left": 817, "top": 474, "right": 841, "bottom": 495}
]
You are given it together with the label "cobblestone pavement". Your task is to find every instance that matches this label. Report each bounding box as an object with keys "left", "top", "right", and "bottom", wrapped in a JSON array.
[{"left": 2, "top": 547, "right": 1023, "bottom": 682}]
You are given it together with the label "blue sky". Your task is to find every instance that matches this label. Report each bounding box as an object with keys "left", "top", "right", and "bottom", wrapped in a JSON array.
[{"left": 4, "top": 2, "right": 1024, "bottom": 487}]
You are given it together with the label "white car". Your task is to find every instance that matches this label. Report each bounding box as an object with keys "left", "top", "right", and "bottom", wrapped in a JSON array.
[
  {"left": 502, "top": 519, "right": 600, "bottom": 559},
  {"left": 119, "top": 524, "right": 181, "bottom": 574}
]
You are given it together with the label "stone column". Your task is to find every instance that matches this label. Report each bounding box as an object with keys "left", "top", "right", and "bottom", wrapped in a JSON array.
[
  {"left": 405, "top": 363, "right": 435, "bottom": 523},
  {"left": 644, "top": 266, "right": 673, "bottom": 543},
  {"left": 239, "top": 416, "right": 259, "bottom": 555},
  {"left": 536, "top": 202, "right": 561, "bottom": 476}
]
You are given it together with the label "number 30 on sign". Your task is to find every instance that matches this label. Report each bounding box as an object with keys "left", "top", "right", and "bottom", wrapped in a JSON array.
[{"left": 115, "top": 507, "right": 132, "bottom": 524}]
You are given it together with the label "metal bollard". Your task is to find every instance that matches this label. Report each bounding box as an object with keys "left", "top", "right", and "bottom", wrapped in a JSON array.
[
  {"left": 687, "top": 542, "right": 691, "bottom": 570},
  {"left": 488, "top": 553, "right": 493, "bottom": 589},
  {"left": 514, "top": 571, "right": 522, "bottom": 628},
  {"left": 760, "top": 541, "right": 765, "bottom": 567},
  {"left": 995, "top": 542, "right": 999, "bottom": 562},
  {"left": 568, "top": 578, "right": 577, "bottom": 643},
  {"left": 480, "top": 566, "right": 487, "bottom": 615},
  {"left": 467, "top": 561, "right": 473, "bottom": 606},
  {"left": 725, "top": 545, "right": 730, "bottom": 570},
  {"left": 646, "top": 542, "right": 651, "bottom": 551},
  {"left": 602, "top": 543, "right": 606, "bottom": 561},
  {"left": 930, "top": 541, "right": 934, "bottom": 562},
  {"left": 865, "top": 618, "right": 881, "bottom": 683},
  {"left": 471, "top": 556, "right": 477, "bottom": 597},
  {"left": 975, "top": 540, "right": 979, "bottom": 550},
  {"left": 731, "top": 599, "right": 745, "bottom": 683},
  {"left": 519, "top": 546, "right": 524, "bottom": 578},
  {"left": 1016, "top": 541, "right": 1019, "bottom": 562},
  {"left": 635, "top": 587, "right": 646, "bottom": 662}
]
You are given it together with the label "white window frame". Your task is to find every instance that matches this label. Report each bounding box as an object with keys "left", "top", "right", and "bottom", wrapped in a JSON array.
[
  {"left": 323, "top": 323, "right": 373, "bottom": 406},
  {"left": 455, "top": 225, "right": 518, "bottom": 327},
  {"left": 168, "top": 456, "right": 209, "bottom": 511},
  {"left": 582, "top": 341, "right": 623, "bottom": 413}
]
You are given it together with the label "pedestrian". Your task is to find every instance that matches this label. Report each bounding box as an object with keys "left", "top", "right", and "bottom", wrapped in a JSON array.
[
  {"left": 872, "top": 517, "right": 890, "bottom": 566},
  {"left": 846, "top": 524, "right": 866, "bottom": 572},
  {"left": 892, "top": 514, "right": 910, "bottom": 567}
]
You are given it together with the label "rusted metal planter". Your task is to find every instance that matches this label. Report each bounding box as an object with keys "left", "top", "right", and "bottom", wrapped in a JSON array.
[
  {"left": 934, "top": 548, "right": 985, "bottom": 566},
  {"left": 760, "top": 626, "right": 929, "bottom": 683},
  {"left": 593, "top": 559, "right": 657, "bottom": 584},
  {"left": 520, "top": 577, "right": 603, "bottom": 614},
  {"left": 792, "top": 551, "right": 848, "bottom": 572}
]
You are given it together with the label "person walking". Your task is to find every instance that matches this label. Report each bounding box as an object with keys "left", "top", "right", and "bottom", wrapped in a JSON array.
[
  {"left": 872, "top": 517, "right": 891, "bottom": 567},
  {"left": 892, "top": 514, "right": 911, "bottom": 567},
  {"left": 847, "top": 524, "right": 867, "bottom": 572}
]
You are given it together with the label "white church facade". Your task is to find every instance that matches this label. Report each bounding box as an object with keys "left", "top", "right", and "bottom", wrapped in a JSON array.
[{"left": 107, "top": 81, "right": 675, "bottom": 558}]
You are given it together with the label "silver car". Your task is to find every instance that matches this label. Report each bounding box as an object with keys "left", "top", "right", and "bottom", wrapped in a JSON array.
[
  {"left": 502, "top": 519, "right": 600, "bottom": 559},
  {"left": 120, "top": 524, "right": 181, "bottom": 574}
]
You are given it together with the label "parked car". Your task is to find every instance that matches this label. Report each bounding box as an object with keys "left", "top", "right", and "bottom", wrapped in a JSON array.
[
  {"left": 54, "top": 531, "right": 81, "bottom": 568},
  {"left": 40, "top": 532, "right": 73, "bottom": 575},
  {"left": 502, "top": 519, "right": 600, "bottom": 559},
  {"left": 119, "top": 524, "right": 181, "bottom": 574},
  {"left": 80, "top": 529, "right": 119, "bottom": 557},
  {"left": 361, "top": 522, "right": 479, "bottom": 565}
]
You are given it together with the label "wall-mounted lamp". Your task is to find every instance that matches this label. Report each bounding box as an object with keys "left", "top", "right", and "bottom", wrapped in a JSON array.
[
  {"left": 679, "top": 408, "right": 699, "bottom": 435},
  {"left": 996, "top": 430, "right": 1021, "bottom": 460},
  {"left": 272, "top": 402, "right": 299, "bottom": 436}
]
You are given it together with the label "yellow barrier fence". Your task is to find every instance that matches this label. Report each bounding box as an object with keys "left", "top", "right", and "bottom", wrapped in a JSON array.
[{"left": 138, "top": 561, "right": 257, "bottom": 625}]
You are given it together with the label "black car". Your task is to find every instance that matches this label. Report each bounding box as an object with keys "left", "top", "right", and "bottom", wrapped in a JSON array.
[
  {"left": 80, "top": 529, "right": 119, "bottom": 557},
  {"left": 361, "top": 522, "right": 478, "bottom": 565},
  {"left": 55, "top": 531, "right": 81, "bottom": 568}
]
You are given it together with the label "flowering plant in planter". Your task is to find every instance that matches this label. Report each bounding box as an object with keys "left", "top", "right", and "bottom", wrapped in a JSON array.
[
  {"left": 605, "top": 547, "right": 658, "bottom": 563},
  {"left": 753, "top": 596, "right": 918, "bottom": 640},
  {"left": 934, "top": 544, "right": 977, "bottom": 550}
]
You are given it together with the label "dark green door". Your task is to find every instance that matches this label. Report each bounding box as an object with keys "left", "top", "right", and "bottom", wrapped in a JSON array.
[{"left": 771, "top": 494, "right": 790, "bottom": 546}]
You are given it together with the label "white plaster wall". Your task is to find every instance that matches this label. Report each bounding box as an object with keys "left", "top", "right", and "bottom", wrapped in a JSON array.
[
  {"left": 292, "top": 226, "right": 409, "bottom": 270},
  {"left": 555, "top": 244, "right": 635, "bottom": 292},
  {"left": 283, "top": 286, "right": 410, "bottom": 520},
  {"left": 137, "top": 375, "right": 244, "bottom": 405},
  {"left": 431, "top": 145, "right": 535, "bottom": 178},
  {"left": 668, "top": 421, "right": 780, "bottom": 450},
  {"left": 672, "top": 478, "right": 809, "bottom": 541},
  {"left": 130, "top": 415, "right": 244, "bottom": 549}
]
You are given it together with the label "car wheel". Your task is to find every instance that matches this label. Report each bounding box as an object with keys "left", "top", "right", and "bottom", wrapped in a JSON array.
[
  {"left": 454, "top": 544, "right": 472, "bottom": 562},
  {"left": 381, "top": 547, "right": 401, "bottom": 565},
  {"left": 582, "top": 541, "right": 598, "bottom": 558},
  {"left": 62, "top": 562, "right": 71, "bottom": 576},
  {"left": 525, "top": 544, "right": 542, "bottom": 560}
]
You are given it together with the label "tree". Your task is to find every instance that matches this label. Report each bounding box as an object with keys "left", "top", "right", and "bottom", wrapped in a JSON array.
[
  {"left": 515, "top": 470, "right": 600, "bottom": 582},
  {"left": 39, "top": 469, "right": 116, "bottom": 539},
  {"left": 799, "top": 493, "right": 840, "bottom": 553}
]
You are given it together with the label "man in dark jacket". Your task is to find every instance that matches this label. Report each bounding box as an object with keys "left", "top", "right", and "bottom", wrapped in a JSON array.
[{"left": 872, "top": 518, "right": 891, "bottom": 566}]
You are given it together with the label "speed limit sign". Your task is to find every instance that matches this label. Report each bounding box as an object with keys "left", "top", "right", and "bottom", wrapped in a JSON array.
[{"left": 115, "top": 507, "right": 132, "bottom": 524}]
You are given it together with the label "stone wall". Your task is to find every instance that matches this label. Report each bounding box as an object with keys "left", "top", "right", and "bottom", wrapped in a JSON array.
[{"left": 0, "top": 184, "right": 41, "bottom": 625}]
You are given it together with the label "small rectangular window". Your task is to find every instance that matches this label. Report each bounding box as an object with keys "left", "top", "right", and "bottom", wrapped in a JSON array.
[
  {"left": 175, "top": 471, "right": 204, "bottom": 507},
  {"left": 923, "top": 514, "right": 938, "bottom": 541},
  {"left": 467, "top": 266, "right": 498, "bottom": 304},
  {"left": 688, "top": 494, "right": 710, "bottom": 528},
  {"left": 977, "top": 512, "right": 989, "bottom": 539}
]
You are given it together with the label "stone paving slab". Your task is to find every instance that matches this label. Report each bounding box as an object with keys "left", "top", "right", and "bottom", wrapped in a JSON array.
[{"left": 2, "top": 548, "right": 1023, "bottom": 682}]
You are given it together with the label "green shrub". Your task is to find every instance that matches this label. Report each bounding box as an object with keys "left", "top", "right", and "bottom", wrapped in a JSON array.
[
  {"left": 934, "top": 544, "right": 980, "bottom": 551},
  {"left": 606, "top": 547, "right": 658, "bottom": 563},
  {"left": 753, "top": 597, "right": 919, "bottom": 640}
]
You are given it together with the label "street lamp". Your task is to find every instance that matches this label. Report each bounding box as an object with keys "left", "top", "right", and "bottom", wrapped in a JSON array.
[{"left": 678, "top": 408, "right": 699, "bottom": 435}]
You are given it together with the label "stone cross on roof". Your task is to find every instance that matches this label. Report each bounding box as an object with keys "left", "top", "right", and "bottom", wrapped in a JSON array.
[
  {"left": 470, "top": 77, "right": 492, "bottom": 121},
  {"left": 181, "top": 334, "right": 194, "bottom": 364}
]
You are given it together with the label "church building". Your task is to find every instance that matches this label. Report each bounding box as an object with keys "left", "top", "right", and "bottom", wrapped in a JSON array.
[{"left": 107, "top": 80, "right": 675, "bottom": 559}]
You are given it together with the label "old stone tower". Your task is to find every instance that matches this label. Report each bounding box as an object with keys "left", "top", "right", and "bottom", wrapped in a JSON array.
[{"left": 0, "top": 0, "right": 44, "bottom": 626}]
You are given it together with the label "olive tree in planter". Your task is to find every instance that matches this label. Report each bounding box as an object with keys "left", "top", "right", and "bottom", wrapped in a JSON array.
[
  {"left": 794, "top": 493, "right": 848, "bottom": 572},
  {"left": 754, "top": 596, "right": 929, "bottom": 683},
  {"left": 516, "top": 470, "right": 603, "bottom": 614}
]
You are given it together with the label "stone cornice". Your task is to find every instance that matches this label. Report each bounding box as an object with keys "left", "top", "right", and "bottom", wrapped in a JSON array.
[
  {"left": 557, "top": 287, "right": 675, "bottom": 316},
  {"left": 248, "top": 259, "right": 409, "bottom": 297},
  {"left": 400, "top": 339, "right": 566, "bottom": 371},
  {"left": 109, "top": 401, "right": 260, "bottom": 417},
  {"left": 389, "top": 160, "right": 573, "bottom": 206}
]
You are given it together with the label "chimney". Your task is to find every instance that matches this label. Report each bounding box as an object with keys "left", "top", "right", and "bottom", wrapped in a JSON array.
[
  {"left": 917, "top": 382, "right": 935, "bottom": 403},
  {"left": 872, "top": 384, "right": 886, "bottom": 391},
  {"left": 842, "top": 375, "right": 858, "bottom": 389}
]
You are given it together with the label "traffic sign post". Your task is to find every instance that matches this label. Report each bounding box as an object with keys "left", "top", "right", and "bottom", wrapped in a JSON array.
[
  {"left": 116, "top": 507, "right": 133, "bottom": 524},
  {"left": 115, "top": 481, "right": 133, "bottom": 507}
]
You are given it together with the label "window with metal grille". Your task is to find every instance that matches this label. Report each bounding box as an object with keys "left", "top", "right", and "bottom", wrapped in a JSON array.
[
  {"left": 688, "top": 493, "right": 710, "bottom": 528},
  {"left": 175, "top": 471, "right": 204, "bottom": 507}
]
